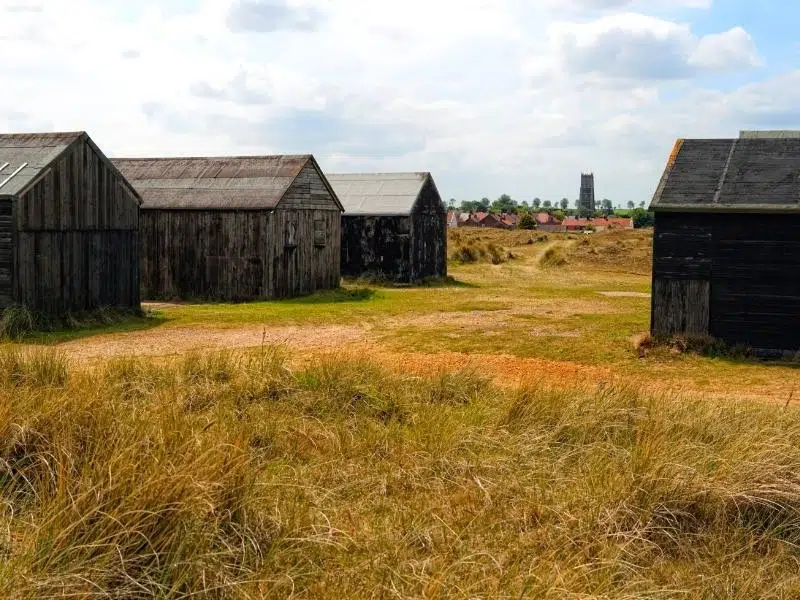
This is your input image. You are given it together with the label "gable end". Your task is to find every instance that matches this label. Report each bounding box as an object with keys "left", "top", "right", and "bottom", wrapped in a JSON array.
[{"left": 277, "top": 157, "right": 343, "bottom": 211}]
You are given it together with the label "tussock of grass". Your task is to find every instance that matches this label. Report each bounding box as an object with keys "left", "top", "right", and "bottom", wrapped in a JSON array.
[
  {"left": 539, "top": 245, "right": 568, "bottom": 268},
  {"left": 635, "top": 332, "right": 761, "bottom": 361},
  {"left": 3, "top": 348, "right": 800, "bottom": 597}
]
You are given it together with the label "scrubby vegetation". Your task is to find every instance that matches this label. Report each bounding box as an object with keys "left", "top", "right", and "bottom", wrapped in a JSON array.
[
  {"left": 567, "top": 229, "right": 653, "bottom": 275},
  {"left": 2, "top": 346, "right": 800, "bottom": 598},
  {"left": 448, "top": 230, "right": 533, "bottom": 265},
  {"left": 0, "top": 305, "right": 150, "bottom": 341}
]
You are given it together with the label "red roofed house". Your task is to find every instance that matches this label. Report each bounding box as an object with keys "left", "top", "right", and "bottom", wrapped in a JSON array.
[
  {"left": 476, "top": 212, "right": 506, "bottom": 229},
  {"left": 535, "top": 212, "right": 565, "bottom": 232}
]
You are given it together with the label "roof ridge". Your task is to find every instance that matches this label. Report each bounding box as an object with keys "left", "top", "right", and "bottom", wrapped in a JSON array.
[{"left": 113, "top": 154, "right": 312, "bottom": 161}]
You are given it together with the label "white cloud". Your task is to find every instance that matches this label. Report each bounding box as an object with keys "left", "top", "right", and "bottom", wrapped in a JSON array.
[
  {"left": 544, "top": 13, "right": 760, "bottom": 80},
  {"left": 0, "top": 0, "right": 784, "bottom": 204},
  {"left": 690, "top": 26, "right": 761, "bottom": 70}
]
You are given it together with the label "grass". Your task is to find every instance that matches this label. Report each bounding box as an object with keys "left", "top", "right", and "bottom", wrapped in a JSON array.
[
  {"left": 3, "top": 346, "right": 800, "bottom": 597},
  {"left": 0, "top": 305, "right": 160, "bottom": 343}
]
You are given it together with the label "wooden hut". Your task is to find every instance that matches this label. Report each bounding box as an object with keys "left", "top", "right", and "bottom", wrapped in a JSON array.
[
  {"left": 327, "top": 172, "right": 447, "bottom": 282},
  {"left": 0, "top": 132, "right": 141, "bottom": 313},
  {"left": 113, "top": 155, "right": 343, "bottom": 301},
  {"left": 650, "top": 134, "right": 800, "bottom": 354}
]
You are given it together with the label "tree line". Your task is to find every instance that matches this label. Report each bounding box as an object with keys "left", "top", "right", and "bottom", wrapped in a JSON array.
[{"left": 447, "top": 194, "right": 654, "bottom": 227}]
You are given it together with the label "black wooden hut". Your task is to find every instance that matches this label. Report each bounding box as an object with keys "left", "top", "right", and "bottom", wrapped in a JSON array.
[
  {"left": 113, "top": 155, "right": 343, "bottom": 301},
  {"left": 0, "top": 132, "right": 141, "bottom": 313},
  {"left": 326, "top": 172, "right": 447, "bottom": 282},
  {"left": 650, "top": 133, "right": 800, "bottom": 354}
]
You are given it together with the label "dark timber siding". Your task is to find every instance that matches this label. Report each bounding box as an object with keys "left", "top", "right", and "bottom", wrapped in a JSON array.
[
  {"left": 12, "top": 139, "right": 140, "bottom": 313},
  {"left": 138, "top": 162, "right": 341, "bottom": 301},
  {"left": 341, "top": 178, "right": 447, "bottom": 283},
  {"left": 341, "top": 215, "right": 412, "bottom": 281},
  {"left": 0, "top": 198, "right": 11, "bottom": 307},
  {"left": 652, "top": 212, "right": 800, "bottom": 352},
  {"left": 410, "top": 177, "right": 447, "bottom": 280}
]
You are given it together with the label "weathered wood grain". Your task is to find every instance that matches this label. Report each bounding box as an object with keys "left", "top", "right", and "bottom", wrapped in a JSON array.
[
  {"left": 139, "top": 162, "right": 341, "bottom": 301},
  {"left": 8, "top": 136, "right": 141, "bottom": 313},
  {"left": 341, "top": 176, "right": 447, "bottom": 283},
  {"left": 651, "top": 211, "right": 800, "bottom": 352}
]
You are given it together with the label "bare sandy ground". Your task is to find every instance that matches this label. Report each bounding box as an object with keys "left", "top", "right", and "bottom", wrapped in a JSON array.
[{"left": 50, "top": 324, "right": 369, "bottom": 362}]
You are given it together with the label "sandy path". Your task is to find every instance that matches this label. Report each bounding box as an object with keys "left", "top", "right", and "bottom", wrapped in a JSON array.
[{"left": 48, "top": 324, "right": 369, "bottom": 362}]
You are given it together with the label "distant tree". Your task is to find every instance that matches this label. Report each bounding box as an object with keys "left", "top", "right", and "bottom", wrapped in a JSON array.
[
  {"left": 638, "top": 201, "right": 646, "bottom": 209},
  {"left": 518, "top": 213, "right": 536, "bottom": 230},
  {"left": 552, "top": 209, "right": 566, "bottom": 222},
  {"left": 560, "top": 198, "right": 569, "bottom": 210},
  {"left": 448, "top": 198, "right": 457, "bottom": 209},
  {"left": 631, "top": 208, "right": 655, "bottom": 228},
  {"left": 543, "top": 200, "right": 552, "bottom": 209},
  {"left": 627, "top": 201, "right": 635, "bottom": 209},
  {"left": 480, "top": 198, "right": 491, "bottom": 209},
  {"left": 491, "top": 193, "right": 518, "bottom": 214},
  {"left": 532, "top": 198, "right": 542, "bottom": 210}
]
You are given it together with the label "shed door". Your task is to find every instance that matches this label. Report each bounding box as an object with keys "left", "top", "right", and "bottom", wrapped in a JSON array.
[{"left": 0, "top": 199, "right": 12, "bottom": 308}]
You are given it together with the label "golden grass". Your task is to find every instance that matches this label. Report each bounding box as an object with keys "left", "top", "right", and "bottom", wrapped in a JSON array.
[
  {"left": 3, "top": 345, "right": 800, "bottom": 598},
  {"left": 567, "top": 229, "right": 654, "bottom": 275}
]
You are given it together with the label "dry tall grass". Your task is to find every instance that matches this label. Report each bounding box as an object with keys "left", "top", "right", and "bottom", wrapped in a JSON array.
[{"left": 1, "top": 346, "right": 800, "bottom": 598}]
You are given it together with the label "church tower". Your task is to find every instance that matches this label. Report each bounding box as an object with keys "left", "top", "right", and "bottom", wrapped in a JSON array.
[{"left": 578, "top": 172, "right": 596, "bottom": 216}]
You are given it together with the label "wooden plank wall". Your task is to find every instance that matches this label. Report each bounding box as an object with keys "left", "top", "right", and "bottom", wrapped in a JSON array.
[
  {"left": 140, "top": 210, "right": 269, "bottom": 300},
  {"left": 13, "top": 138, "right": 140, "bottom": 313},
  {"left": 651, "top": 212, "right": 713, "bottom": 337},
  {"left": 652, "top": 211, "right": 800, "bottom": 352},
  {"left": 709, "top": 214, "right": 800, "bottom": 352},
  {"left": 140, "top": 163, "right": 341, "bottom": 301},
  {"left": 410, "top": 177, "right": 447, "bottom": 280},
  {"left": 341, "top": 215, "right": 412, "bottom": 281},
  {"left": 0, "top": 198, "right": 12, "bottom": 308}
]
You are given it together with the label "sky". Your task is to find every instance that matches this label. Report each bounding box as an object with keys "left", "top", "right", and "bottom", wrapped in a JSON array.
[{"left": 0, "top": 0, "right": 797, "bottom": 206}]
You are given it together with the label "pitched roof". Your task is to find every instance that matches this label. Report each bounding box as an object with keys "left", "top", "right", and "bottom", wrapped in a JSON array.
[
  {"left": 113, "top": 155, "right": 340, "bottom": 210},
  {"left": 651, "top": 137, "right": 800, "bottom": 213},
  {"left": 0, "top": 132, "right": 83, "bottom": 197},
  {"left": 326, "top": 172, "right": 436, "bottom": 216}
]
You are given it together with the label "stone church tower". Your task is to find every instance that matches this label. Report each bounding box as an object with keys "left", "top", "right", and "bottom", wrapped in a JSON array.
[{"left": 578, "top": 172, "right": 596, "bottom": 215}]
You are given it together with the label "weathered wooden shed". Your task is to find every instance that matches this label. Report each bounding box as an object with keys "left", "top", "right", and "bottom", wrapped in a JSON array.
[
  {"left": 650, "top": 134, "right": 800, "bottom": 353},
  {"left": 0, "top": 132, "right": 141, "bottom": 313},
  {"left": 113, "top": 155, "right": 343, "bottom": 301},
  {"left": 327, "top": 172, "right": 447, "bottom": 282}
]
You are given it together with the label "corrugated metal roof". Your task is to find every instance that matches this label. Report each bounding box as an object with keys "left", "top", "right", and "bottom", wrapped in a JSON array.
[
  {"left": 113, "top": 155, "right": 313, "bottom": 209},
  {"left": 326, "top": 172, "right": 429, "bottom": 215},
  {"left": 652, "top": 138, "right": 800, "bottom": 212},
  {"left": 0, "top": 132, "right": 83, "bottom": 196}
]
